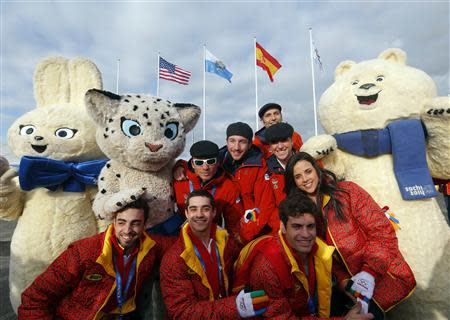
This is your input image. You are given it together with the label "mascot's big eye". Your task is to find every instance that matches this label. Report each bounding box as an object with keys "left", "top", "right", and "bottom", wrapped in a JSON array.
[
  {"left": 351, "top": 80, "right": 359, "bottom": 85},
  {"left": 55, "top": 128, "right": 77, "bottom": 139},
  {"left": 19, "top": 124, "right": 36, "bottom": 136},
  {"left": 164, "top": 122, "right": 179, "bottom": 140},
  {"left": 376, "top": 76, "right": 384, "bottom": 82},
  {"left": 121, "top": 119, "right": 142, "bottom": 137}
]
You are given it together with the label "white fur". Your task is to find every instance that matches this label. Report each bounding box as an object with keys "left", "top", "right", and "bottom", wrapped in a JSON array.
[
  {"left": 0, "top": 57, "right": 105, "bottom": 312},
  {"left": 302, "top": 48, "right": 450, "bottom": 319},
  {"left": 85, "top": 90, "right": 201, "bottom": 228}
]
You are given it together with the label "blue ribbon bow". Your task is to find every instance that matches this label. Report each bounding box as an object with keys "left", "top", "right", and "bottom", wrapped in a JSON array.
[{"left": 19, "top": 156, "right": 107, "bottom": 192}]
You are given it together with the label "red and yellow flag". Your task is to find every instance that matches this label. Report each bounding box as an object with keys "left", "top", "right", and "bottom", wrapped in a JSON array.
[{"left": 255, "top": 42, "right": 282, "bottom": 82}]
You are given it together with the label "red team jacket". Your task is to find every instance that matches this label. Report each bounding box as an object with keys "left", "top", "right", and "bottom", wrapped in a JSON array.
[
  {"left": 173, "top": 160, "right": 243, "bottom": 237},
  {"left": 18, "top": 225, "right": 166, "bottom": 320},
  {"left": 234, "top": 233, "right": 343, "bottom": 319},
  {"left": 322, "top": 181, "right": 416, "bottom": 311},
  {"left": 160, "top": 224, "right": 241, "bottom": 319},
  {"left": 220, "top": 146, "right": 279, "bottom": 243}
]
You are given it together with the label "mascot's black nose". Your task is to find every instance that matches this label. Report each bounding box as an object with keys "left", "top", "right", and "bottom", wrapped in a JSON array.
[
  {"left": 359, "top": 83, "right": 375, "bottom": 90},
  {"left": 34, "top": 136, "right": 44, "bottom": 141}
]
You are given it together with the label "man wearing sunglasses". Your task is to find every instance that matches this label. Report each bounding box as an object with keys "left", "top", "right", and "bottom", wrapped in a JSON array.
[{"left": 173, "top": 140, "right": 243, "bottom": 239}]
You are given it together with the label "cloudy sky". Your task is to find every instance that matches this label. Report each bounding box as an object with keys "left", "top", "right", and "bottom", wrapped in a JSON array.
[{"left": 1, "top": 0, "right": 449, "bottom": 163}]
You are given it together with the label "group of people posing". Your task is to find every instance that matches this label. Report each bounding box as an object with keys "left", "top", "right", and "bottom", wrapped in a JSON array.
[{"left": 17, "top": 103, "right": 416, "bottom": 320}]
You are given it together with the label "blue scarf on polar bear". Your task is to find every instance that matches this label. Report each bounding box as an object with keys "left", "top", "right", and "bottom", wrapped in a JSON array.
[{"left": 333, "top": 119, "right": 437, "bottom": 200}]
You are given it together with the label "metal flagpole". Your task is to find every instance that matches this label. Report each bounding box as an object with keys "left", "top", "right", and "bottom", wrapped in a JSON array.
[
  {"left": 309, "top": 27, "right": 318, "bottom": 136},
  {"left": 157, "top": 52, "right": 160, "bottom": 97},
  {"left": 254, "top": 37, "right": 259, "bottom": 131},
  {"left": 116, "top": 59, "right": 120, "bottom": 94},
  {"left": 203, "top": 45, "right": 206, "bottom": 140}
]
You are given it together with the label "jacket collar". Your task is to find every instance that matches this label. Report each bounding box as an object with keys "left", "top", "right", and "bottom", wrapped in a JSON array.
[
  {"left": 96, "top": 224, "right": 156, "bottom": 278},
  {"left": 254, "top": 127, "right": 267, "bottom": 143},
  {"left": 278, "top": 230, "right": 335, "bottom": 318},
  {"left": 221, "top": 145, "right": 264, "bottom": 173},
  {"left": 180, "top": 223, "right": 229, "bottom": 301},
  {"left": 266, "top": 154, "right": 285, "bottom": 174}
]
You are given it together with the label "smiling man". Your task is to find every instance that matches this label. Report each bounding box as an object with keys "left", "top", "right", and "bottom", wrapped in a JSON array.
[
  {"left": 233, "top": 194, "right": 374, "bottom": 320},
  {"left": 253, "top": 103, "right": 303, "bottom": 158},
  {"left": 220, "top": 122, "right": 279, "bottom": 243},
  {"left": 264, "top": 122, "right": 296, "bottom": 206},
  {"left": 18, "top": 197, "right": 166, "bottom": 320},
  {"left": 173, "top": 140, "right": 243, "bottom": 238},
  {"left": 160, "top": 190, "right": 268, "bottom": 319}
]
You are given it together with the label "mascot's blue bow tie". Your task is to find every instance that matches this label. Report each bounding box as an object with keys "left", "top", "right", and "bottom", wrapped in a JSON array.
[{"left": 19, "top": 156, "right": 107, "bottom": 192}]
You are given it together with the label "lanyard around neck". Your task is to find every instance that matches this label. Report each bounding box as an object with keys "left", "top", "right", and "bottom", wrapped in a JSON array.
[
  {"left": 113, "top": 249, "right": 137, "bottom": 313},
  {"left": 192, "top": 240, "right": 223, "bottom": 297}
]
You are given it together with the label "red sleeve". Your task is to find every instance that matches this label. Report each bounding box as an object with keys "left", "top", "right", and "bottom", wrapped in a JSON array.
[
  {"left": 239, "top": 167, "right": 278, "bottom": 243},
  {"left": 18, "top": 244, "right": 85, "bottom": 319},
  {"left": 292, "top": 131, "right": 303, "bottom": 152},
  {"left": 222, "top": 182, "right": 244, "bottom": 239},
  {"left": 160, "top": 248, "right": 241, "bottom": 320},
  {"left": 346, "top": 181, "right": 398, "bottom": 279}
]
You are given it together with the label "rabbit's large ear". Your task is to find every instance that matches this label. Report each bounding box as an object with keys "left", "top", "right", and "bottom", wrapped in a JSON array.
[
  {"left": 68, "top": 58, "right": 103, "bottom": 109},
  {"left": 33, "top": 57, "right": 70, "bottom": 108}
]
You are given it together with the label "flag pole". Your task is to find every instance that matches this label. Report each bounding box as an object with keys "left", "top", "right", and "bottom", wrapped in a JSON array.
[
  {"left": 309, "top": 27, "right": 318, "bottom": 136},
  {"left": 203, "top": 44, "right": 206, "bottom": 140},
  {"left": 116, "top": 59, "right": 120, "bottom": 94},
  {"left": 254, "top": 37, "right": 259, "bottom": 131},
  {"left": 157, "top": 52, "right": 160, "bottom": 97}
]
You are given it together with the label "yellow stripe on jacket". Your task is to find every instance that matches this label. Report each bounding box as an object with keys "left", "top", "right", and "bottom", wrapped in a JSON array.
[
  {"left": 93, "top": 224, "right": 156, "bottom": 319},
  {"left": 180, "top": 223, "right": 230, "bottom": 301},
  {"left": 278, "top": 230, "right": 335, "bottom": 318}
]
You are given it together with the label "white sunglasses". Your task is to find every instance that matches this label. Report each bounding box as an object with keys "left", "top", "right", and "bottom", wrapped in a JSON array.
[{"left": 193, "top": 158, "right": 217, "bottom": 166}]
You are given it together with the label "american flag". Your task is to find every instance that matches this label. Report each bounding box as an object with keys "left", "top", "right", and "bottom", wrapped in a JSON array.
[{"left": 159, "top": 57, "right": 191, "bottom": 85}]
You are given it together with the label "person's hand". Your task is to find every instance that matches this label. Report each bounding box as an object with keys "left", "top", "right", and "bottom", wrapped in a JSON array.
[
  {"left": 236, "top": 289, "right": 268, "bottom": 318},
  {"left": 173, "top": 165, "right": 187, "bottom": 181},
  {"left": 347, "top": 271, "right": 375, "bottom": 314},
  {"left": 243, "top": 208, "right": 260, "bottom": 223},
  {"left": 344, "top": 301, "right": 374, "bottom": 320}
]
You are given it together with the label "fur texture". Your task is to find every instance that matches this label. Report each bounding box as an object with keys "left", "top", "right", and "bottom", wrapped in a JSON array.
[
  {"left": 0, "top": 57, "right": 105, "bottom": 312},
  {"left": 301, "top": 48, "right": 450, "bottom": 319},
  {"left": 85, "top": 89, "right": 200, "bottom": 319},
  {"left": 85, "top": 89, "right": 201, "bottom": 228}
]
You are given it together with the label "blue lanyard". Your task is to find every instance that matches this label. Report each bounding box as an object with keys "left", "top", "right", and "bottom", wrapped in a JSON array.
[
  {"left": 192, "top": 240, "right": 223, "bottom": 298},
  {"left": 189, "top": 180, "right": 217, "bottom": 197},
  {"left": 308, "top": 294, "right": 318, "bottom": 316},
  {"left": 113, "top": 250, "right": 137, "bottom": 313},
  {"left": 306, "top": 258, "right": 318, "bottom": 316}
]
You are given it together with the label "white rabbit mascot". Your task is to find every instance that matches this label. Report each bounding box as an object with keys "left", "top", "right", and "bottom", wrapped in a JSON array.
[{"left": 0, "top": 57, "right": 106, "bottom": 312}]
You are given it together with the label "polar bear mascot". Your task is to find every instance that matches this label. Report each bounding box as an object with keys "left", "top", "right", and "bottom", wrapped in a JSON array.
[
  {"left": 84, "top": 89, "right": 201, "bottom": 319},
  {"left": 301, "top": 48, "right": 450, "bottom": 319},
  {"left": 0, "top": 57, "right": 106, "bottom": 312}
]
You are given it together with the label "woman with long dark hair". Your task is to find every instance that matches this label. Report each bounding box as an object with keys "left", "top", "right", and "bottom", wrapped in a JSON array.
[{"left": 284, "top": 152, "right": 415, "bottom": 319}]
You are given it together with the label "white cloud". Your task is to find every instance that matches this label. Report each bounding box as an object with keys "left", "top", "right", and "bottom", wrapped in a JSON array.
[{"left": 1, "top": 1, "right": 448, "bottom": 159}]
